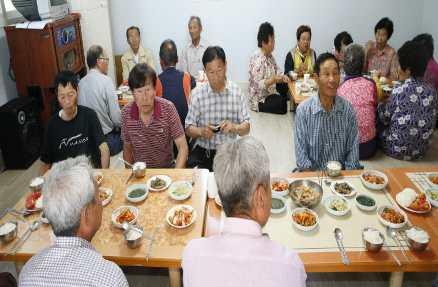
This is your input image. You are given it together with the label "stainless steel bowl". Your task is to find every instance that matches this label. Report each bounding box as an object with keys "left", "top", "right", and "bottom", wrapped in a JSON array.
[
  {"left": 124, "top": 226, "right": 144, "bottom": 249},
  {"left": 132, "top": 162, "right": 146, "bottom": 178},
  {"left": 362, "top": 227, "right": 384, "bottom": 252},
  {"left": 0, "top": 221, "right": 18, "bottom": 243},
  {"left": 289, "top": 180, "right": 323, "bottom": 208},
  {"left": 407, "top": 227, "right": 430, "bottom": 252},
  {"left": 326, "top": 161, "right": 342, "bottom": 177}
]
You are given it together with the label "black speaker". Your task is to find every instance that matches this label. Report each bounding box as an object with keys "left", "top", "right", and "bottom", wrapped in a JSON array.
[{"left": 0, "top": 96, "right": 43, "bottom": 169}]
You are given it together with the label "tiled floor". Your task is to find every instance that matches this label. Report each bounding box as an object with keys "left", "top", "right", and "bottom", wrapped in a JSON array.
[{"left": 1, "top": 104, "right": 437, "bottom": 286}]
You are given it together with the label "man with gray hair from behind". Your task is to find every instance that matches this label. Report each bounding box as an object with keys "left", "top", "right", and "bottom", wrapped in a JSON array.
[
  {"left": 19, "top": 156, "right": 128, "bottom": 287},
  {"left": 182, "top": 136, "right": 306, "bottom": 287}
]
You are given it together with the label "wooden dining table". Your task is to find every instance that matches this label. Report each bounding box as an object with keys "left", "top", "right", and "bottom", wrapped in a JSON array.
[
  {"left": 0, "top": 168, "right": 207, "bottom": 287},
  {"left": 205, "top": 168, "right": 438, "bottom": 287}
]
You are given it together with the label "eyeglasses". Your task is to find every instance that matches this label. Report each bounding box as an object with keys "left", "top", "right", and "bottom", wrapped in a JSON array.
[{"left": 98, "top": 57, "right": 109, "bottom": 62}]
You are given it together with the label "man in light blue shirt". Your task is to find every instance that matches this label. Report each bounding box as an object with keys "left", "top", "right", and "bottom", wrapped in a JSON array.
[{"left": 294, "top": 53, "right": 361, "bottom": 171}]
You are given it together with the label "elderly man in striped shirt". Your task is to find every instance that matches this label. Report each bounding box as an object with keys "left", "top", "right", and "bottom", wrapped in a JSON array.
[
  {"left": 185, "top": 46, "right": 251, "bottom": 171},
  {"left": 294, "top": 53, "right": 362, "bottom": 171}
]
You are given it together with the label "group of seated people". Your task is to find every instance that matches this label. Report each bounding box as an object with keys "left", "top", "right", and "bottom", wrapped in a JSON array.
[{"left": 6, "top": 15, "right": 437, "bottom": 287}]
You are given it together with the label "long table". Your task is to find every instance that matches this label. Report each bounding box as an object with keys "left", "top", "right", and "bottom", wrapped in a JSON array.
[{"left": 0, "top": 169, "right": 207, "bottom": 287}]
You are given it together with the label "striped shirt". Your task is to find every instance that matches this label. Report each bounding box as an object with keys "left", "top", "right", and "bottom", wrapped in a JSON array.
[
  {"left": 121, "top": 97, "right": 184, "bottom": 168},
  {"left": 185, "top": 81, "right": 250, "bottom": 150},
  {"left": 294, "top": 95, "right": 361, "bottom": 170},
  {"left": 19, "top": 237, "right": 128, "bottom": 287}
]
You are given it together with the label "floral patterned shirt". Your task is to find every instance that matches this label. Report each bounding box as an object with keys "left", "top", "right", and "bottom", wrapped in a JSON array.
[
  {"left": 365, "top": 41, "right": 400, "bottom": 80},
  {"left": 338, "top": 76, "right": 377, "bottom": 143},
  {"left": 377, "top": 78, "right": 438, "bottom": 160},
  {"left": 248, "top": 48, "right": 281, "bottom": 111}
]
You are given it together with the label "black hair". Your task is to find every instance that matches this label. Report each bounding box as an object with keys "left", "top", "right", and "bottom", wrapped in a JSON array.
[
  {"left": 314, "top": 53, "right": 339, "bottom": 75},
  {"left": 54, "top": 70, "right": 79, "bottom": 91},
  {"left": 86, "top": 45, "right": 103, "bottom": 69},
  {"left": 374, "top": 17, "right": 394, "bottom": 39},
  {"left": 128, "top": 63, "right": 157, "bottom": 90},
  {"left": 398, "top": 40, "right": 429, "bottom": 78},
  {"left": 126, "top": 26, "right": 141, "bottom": 41},
  {"left": 334, "top": 31, "right": 353, "bottom": 53},
  {"left": 412, "top": 33, "right": 434, "bottom": 60},
  {"left": 188, "top": 16, "right": 202, "bottom": 29},
  {"left": 257, "top": 22, "right": 274, "bottom": 48},
  {"left": 159, "top": 39, "right": 178, "bottom": 66},
  {"left": 296, "top": 25, "right": 312, "bottom": 41},
  {"left": 202, "top": 46, "right": 226, "bottom": 68}
]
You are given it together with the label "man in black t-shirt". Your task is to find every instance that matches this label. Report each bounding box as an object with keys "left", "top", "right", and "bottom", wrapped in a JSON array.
[{"left": 40, "top": 71, "right": 110, "bottom": 174}]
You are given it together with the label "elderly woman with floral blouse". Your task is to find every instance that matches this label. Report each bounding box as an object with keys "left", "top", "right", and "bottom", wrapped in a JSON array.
[
  {"left": 378, "top": 40, "right": 438, "bottom": 160},
  {"left": 364, "top": 17, "right": 399, "bottom": 81},
  {"left": 248, "top": 22, "right": 290, "bottom": 114},
  {"left": 338, "top": 44, "right": 378, "bottom": 159}
]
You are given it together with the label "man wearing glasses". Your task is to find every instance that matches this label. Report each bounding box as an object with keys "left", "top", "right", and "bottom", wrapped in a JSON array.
[{"left": 79, "top": 45, "right": 122, "bottom": 156}]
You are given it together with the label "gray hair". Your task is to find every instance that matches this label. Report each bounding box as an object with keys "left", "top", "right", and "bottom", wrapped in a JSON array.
[
  {"left": 343, "top": 43, "right": 365, "bottom": 76},
  {"left": 43, "top": 156, "right": 95, "bottom": 236},
  {"left": 86, "top": 45, "right": 104, "bottom": 69},
  {"left": 213, "top": 136, "right": 270, "bottom": 216},
  {"left": 188, "top": 16, "right": 202, "bottom": 28}
]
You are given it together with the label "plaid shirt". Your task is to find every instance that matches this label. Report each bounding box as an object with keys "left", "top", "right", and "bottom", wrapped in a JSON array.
[
  {"left": 19, "top": 237, "right": 128, "bottom": 287},
  {"left": 294, "top": 95, "right": 361, "bottom": 170},
  {"left": 185, "top": 81, "right": 250, "bottom": 150}
]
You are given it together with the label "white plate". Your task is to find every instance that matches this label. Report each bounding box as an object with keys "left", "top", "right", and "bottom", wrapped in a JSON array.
[
  {"left": 425, "top": 189, "right": 438, "bottom": 208},
  {"left": 99, "top": 187, "right": 113, "bottom": 207},
  {"left": 355, "top": 193, "right": 377, "bottom": 211},
  {"left": 377, "top": 206, "right": 407, "bottom": 229},
  {"left": 168, "top": 181, "right": 193, "bottom": 201},
  {"left": 93, "top": 171, "right": 104, "bottom": 186},
  {"left": 125, "top": 184, "right": 149, "bottom": 203},
  {"left": 146, "top": 175, "right": 172, "bottom": 192},
  {"left": 214, "top": 194, "right": 223, "bottom": 208},
  {"left": 111, "top": 206, "right": 139, "bottom": 229},
  {"left": 271, "top": 177, "right": 289, "bottom": 197},
  {"left": 330, "top": 181, "right": 356, "bottom": 197},
  {"left": 360, "top": 170, "right": 388, "bottom": 191},
  {"left": 291, "top": 207, "right": 319, "bottom": 232},
  {"left": 323, "top": 195, "right": 351, "bottom": 216},
  {"left": 395, "top": 191, "right": 432, "bottom": 214},
  {"left": 426, "top": 173, "right": 438, "bottom": 188},
  {"left": 271, "top": 194, "right": 287, "bottom": 214},
  {"left": 166, "top": 205, "right": 197, "bottom": 229}
]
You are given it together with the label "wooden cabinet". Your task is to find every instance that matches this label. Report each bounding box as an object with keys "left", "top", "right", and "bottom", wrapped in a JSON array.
[{"left": 4, "top": 14, "right": 86, "bottom": 124}]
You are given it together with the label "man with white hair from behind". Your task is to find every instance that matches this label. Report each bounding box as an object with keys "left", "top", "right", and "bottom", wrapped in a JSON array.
[
  {"left": 182, "top": 136, "right": 306, "bottom": 287},
  {"left": 19, "top": 156, "right": 128, "bottom": 287}
]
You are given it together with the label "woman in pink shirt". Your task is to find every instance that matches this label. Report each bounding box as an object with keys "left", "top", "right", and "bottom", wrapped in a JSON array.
[{"left": 338, "top": 44, "right": 378, "bottom": 159}]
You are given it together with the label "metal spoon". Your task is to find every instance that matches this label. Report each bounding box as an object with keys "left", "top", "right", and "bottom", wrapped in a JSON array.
[
  {"left": 386, "top": 227, "right": 410, "bottom": 263},
  {"left": 7, "top": 219, "right": 41, "bottom": 255},
  {"left": 334, "top": 227, "right": 350, "bottom": 265},
  {"left": 118, "top": 157, "right": 133, "bottom": 168}
]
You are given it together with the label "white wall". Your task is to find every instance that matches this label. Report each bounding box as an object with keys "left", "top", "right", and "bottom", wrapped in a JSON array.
[
  {"left": 0, "top": 10, "right": 18, "bottom": 106},
  {"left": 422, "top": 0, "right": 438, "bottom": 60},
  {"left": 110, "top": 0, "right": 424, "bottom": 82}
]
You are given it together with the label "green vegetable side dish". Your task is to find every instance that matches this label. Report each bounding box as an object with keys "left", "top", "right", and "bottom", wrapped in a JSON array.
[
  {"left": 428, "top": 190, "right": 438, "bottom": 201},
  {"left": 356, "top": 195, "right": 375, "bottom": 207},
  {"left": 172, "top": 186, "right": 189, "bottom": 196},
  {"left": 151, "top": 177, "right": 166, "bottom": 189},
  {"left": 271, "top": 198, "right": 285, "bottom": 209},
  {"left": 129, "top": 188, "right": 146, "bottom": 198}
]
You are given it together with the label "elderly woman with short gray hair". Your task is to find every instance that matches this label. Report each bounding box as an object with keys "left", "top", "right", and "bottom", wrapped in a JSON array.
[
  {"left": 338, "top": 44, "right": 378, "bottom": 159},
  {"left": 19, "top": 156, "right": 128, "bottom": 286},
  {"left": 182, "top": 136, "right": 306, "bottom": 287}
]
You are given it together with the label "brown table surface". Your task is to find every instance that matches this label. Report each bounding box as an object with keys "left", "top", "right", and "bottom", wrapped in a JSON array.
[
  {"left": 288, "top": 80, "right": 312, "bottom": 105},
  {"left": 205, "top": 169, "right": 438, "bottom": 272},
  {"left": 0, "top": 169, "right": 207, "bottom": 269}
]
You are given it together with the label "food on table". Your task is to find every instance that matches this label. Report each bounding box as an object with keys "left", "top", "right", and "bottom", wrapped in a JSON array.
[
  {"left": 427, "top": 189, "right": 438, "bottom": 201},
  {"left": 327, "top": 161, "right": 341, "bottom": 170},
  {"left": 428, "top": 175, "right": 438, "bottom": 185},
  {"left": 362, "top": 173, "right": 385, "bottom": 185},
  {"left": 396, "top": 188, "right": 418, "bottom": 207},
  {"left": 408, "top": 193, "right": 431, "bottom": 212},
  {"left": 406, "top": 227, "right": 429, "bottom": 244},
  {"left": 170, "top": 185, "right": 190, "bottom": 197},
  {"left": 380, "top": 207, "right": 405, "bottom": 224},
  {"left": 29, "top": 177, "right": 44, "bottom": 189},
  {"left": 151, "top": 177, "right": 166, "bottom": 189},
  {"left": 291, "top": 185, "right": 320, "bottom": 206},
  {"left": 271, "top": 181, "right": 288, "bottom": 192},
  {"left": 0, "top": 222, "right": 16, "bottom": 236},
  {"left": 271, "top": 198, "right": 285, "bottom": 210},
  {"left": 329, "top": 198, "right": 348, "bottom": 212},
  {"left": 128, "top": 188, "right": 147, "bottom": 198},
  {"left": 363, "top": 229, "right": 383, "bottom": 245},
  {"left": 356, "top": 195, "right": 376, "bottom": 207},
  {"left": 98, "top": 189, "right": 110, "bottom": 201},
  {"left": 292, "top": 210, "right": 316, "bottom": 227},
  {"left": 25, "top": 191, "right": 42, "bottom": 210},
  {"left": 169, "top": 206, "right": 193, "bottom": 227},
  {"left": 125, "top": 229, "right": 142, "bottom": 241},
  {"left": 397, "top": 188, "right": 430, "bottom": 212},
  {"left": 116, "top": 208, "right": 136, "bottom": 224},
  {"left": 334, "top": 182, "right": 353, "bottom": 195}
]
